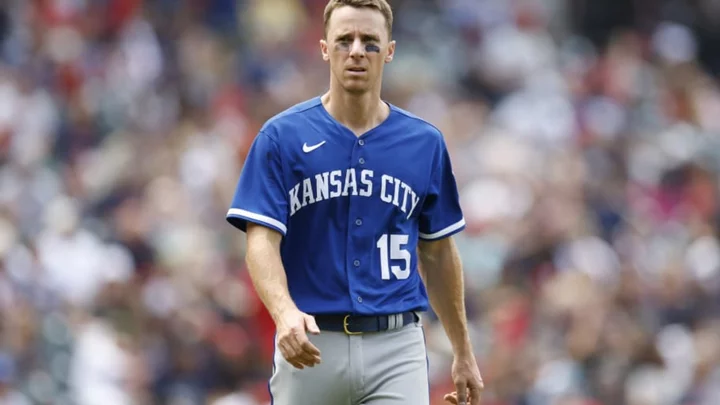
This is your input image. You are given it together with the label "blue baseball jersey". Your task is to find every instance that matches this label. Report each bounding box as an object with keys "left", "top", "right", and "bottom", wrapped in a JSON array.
[{"left": 226, "top": 96, "right": 465, "bottom": 316}]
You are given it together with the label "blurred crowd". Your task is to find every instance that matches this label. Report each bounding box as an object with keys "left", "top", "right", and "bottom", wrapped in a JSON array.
[{"left": 1, "top": 0, "right": 720, "bottom": 404}]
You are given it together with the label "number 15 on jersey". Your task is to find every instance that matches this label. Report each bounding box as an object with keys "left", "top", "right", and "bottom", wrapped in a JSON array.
[{"left": 376, "top": 234, "right": 410, "bottom": 280}]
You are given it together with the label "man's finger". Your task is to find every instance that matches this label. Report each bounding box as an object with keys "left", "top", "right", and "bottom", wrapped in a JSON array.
[
  {"left": 284, "top": 340, "right": 320, "bottom": 367},
  {"left": 455, "top": 382, "right": 468, "bottom": 405},
  {"left": 287, "top": 330, "right": 308, "bottom": 356},
  {"left": 295, "top": 349, "right": 321, "bottom": 367},
  {"left": 305, "top": 315, "right": 321, "bottom": 335},
  {"left": 469, "top": 383, "right": 482, "bottom": 405},
  {"left": 288, "top": 330, "right": 322, "bottom": 367},
  {"left": 294, "top": 328, "right": 321, "bottom": 361},
  {"left": 444, "top": 392, "right": 458, "bottom": 404},
  {"left": 278, "top": 341, "right": 303, "bottom": 368},
  {"left": 300, "top": 338, "right": 321, "bottom": 356},
  {"left": 300, "top": 347, "right": 322, "bottom": 364},
  {"left": 288, "top": 359, "right": 305, "bottom": 369},
  {"left": 278, "top": 340, "right": 294, "bottom": 361},
  {"left": 285, "top": 337, "right": 302, "bottom": 357}
]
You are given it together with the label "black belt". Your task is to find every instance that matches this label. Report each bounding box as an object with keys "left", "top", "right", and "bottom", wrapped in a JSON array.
[{"left": 314, "top": 311, "right": 419, "bottom": 335}]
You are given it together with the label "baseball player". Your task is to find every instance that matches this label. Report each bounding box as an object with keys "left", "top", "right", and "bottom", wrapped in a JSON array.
[{"left": 226, "top": 0, "right": 484, "bottom": 404}]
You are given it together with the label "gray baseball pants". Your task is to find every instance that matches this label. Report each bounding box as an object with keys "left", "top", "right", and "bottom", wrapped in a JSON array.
[{"left": 268, "top": 319, "right": 430, "bottom": 405}]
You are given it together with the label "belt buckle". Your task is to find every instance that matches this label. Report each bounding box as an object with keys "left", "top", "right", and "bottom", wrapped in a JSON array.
[{"left": 343, "top": 315, "right": 363, "bottom": 335}]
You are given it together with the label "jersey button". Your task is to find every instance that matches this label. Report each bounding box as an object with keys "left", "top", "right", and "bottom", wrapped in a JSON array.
[
  {"left": 357, "top": 296, "right": 363, "bottom": 303},
  {"left": 353, "top": 260, "right": 360, "bottom": 267},
  {"left": 355, "top": 219, "right": 362, "bottom": 226},
  {"left": 358, "top": 139, "right": 365, "bottom": 146},
  {"left": 359, "top": 158, "right": 365, "bottom": 165}
]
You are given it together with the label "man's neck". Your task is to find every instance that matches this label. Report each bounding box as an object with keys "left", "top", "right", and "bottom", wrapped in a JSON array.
[{"left": 321, "top": 86, "right": 389, "bottom": 136}]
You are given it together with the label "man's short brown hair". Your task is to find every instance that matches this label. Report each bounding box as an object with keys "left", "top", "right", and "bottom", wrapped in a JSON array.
[{"left": 323, "top": 0, "right": 393, "bottom": 38}]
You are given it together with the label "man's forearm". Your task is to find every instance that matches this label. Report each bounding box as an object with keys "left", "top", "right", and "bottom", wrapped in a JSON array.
[
  {"left": 246, "top": 225, "right": 297, "bottom": 322},
  {"left": 419, "top": 238, "right": 472, "bottom": 355}
]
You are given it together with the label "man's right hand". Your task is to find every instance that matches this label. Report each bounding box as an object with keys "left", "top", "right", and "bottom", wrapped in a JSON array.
[{"left": 275, "top": 308, "right": 322, "bottom": 369}]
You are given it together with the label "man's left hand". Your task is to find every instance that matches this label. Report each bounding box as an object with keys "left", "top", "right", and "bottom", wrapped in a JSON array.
[{"left": 443, "top": 352, "right": 484, "bottom": 405}]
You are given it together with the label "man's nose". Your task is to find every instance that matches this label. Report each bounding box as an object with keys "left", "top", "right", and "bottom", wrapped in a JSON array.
[{"left": 349, "top": 38, "right": 365, "bottom": 58}]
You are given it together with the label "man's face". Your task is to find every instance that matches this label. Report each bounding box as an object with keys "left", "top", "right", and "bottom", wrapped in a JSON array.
[{"left": 321, "top": 6, "right": 395, "bottom": 95}]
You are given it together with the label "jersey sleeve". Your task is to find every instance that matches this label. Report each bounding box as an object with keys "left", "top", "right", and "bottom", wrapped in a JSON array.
[
  {"left": 418, "top": 137, "right": 465, "bottom": 241},
  {"left": 226, "top": 131, "right": 288, "bottom": 236}
]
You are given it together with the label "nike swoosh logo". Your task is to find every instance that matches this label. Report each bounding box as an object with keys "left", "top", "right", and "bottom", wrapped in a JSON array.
[{"left": 303, "top": 141, "right": 326, "bottom": 153}]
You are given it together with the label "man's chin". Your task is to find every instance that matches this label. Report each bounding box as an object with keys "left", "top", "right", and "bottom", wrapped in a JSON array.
[{"left": 342, "top": 82, "right": 370, "bottom": 95}]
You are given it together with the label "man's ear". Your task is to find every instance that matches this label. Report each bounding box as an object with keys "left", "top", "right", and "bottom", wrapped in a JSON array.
[
  {"left": 385, "top": 40, "right": 396, "bottom": 63},
  {"left": 320, "top": 39, "right": 330, "bottom": 62}
]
